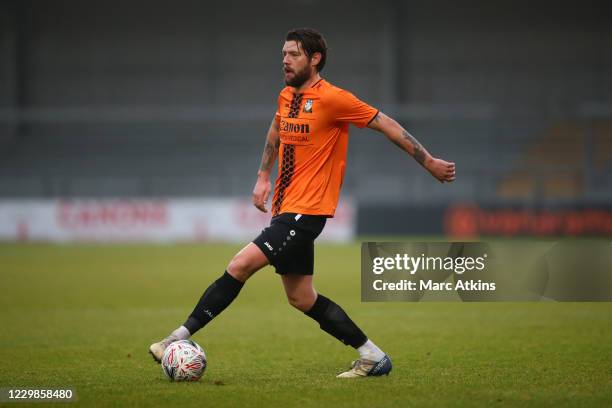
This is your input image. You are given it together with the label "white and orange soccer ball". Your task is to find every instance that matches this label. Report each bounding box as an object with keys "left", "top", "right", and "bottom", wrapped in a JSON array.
[{"left": 161, "top": 340, "right": 207, "bottom": 382}]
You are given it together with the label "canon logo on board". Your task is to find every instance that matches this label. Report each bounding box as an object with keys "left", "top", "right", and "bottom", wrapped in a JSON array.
[{"left": 57, "top": 200, "right": 168, "bottom": 229}]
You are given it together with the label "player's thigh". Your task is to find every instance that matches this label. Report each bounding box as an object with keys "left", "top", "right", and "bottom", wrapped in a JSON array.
[
  {"left": 281, "top": 274, "right": 317, "bottom": 310},
  {"left": 227, "top": 242, "right": 269, "bottom": 281}
]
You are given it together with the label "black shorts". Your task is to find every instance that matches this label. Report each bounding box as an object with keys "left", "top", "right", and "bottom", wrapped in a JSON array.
[{"left": 253, "top": 212, "right": 327, "bottom": 275}]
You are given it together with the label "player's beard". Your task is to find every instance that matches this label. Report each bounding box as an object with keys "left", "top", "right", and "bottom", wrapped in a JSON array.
[{"left": 284, "top": 65, "right": 312, "bottom": 88}]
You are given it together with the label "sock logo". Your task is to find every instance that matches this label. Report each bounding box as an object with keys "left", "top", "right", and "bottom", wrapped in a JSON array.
[
  {"left": 202, "top": 309, "right": 214, "bottom": 319},
  {"left": 264, "top": 242, "right": 274, "bottom": 251}
]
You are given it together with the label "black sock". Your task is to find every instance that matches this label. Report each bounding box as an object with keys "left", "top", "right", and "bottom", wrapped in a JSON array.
[
  {"left": 304, "top": 294, "right": 367, "bottom": 348},
  {"left": 183, "top": 271, "right": 244, "bottom": 335}
]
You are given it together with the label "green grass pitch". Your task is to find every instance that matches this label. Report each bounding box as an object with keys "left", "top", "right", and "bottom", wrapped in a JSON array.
[{"left": 1, "top": 242, "right": 611, "bottom": 407}]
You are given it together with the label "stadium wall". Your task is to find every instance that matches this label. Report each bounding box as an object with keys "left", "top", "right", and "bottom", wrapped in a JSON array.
[{"left": 2, "top": 199, "right": 610, "bottom": 242}]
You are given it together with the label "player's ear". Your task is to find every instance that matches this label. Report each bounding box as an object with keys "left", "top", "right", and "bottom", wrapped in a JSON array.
[{"left": 310, "top": 52, "right": 322, "bottom": 69}]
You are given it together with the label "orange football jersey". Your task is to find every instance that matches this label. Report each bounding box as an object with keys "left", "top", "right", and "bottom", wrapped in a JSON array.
[{"left": 271, "top": 79, "right": 378, "bottom": 217}]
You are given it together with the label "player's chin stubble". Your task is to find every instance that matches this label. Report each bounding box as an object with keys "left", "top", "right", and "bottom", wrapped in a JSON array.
[{"left": 284, "top": 66, "right": 311, "bottom": 88}]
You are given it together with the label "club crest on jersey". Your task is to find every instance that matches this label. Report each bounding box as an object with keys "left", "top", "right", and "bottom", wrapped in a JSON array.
[{"left": 303, "top": 99, "right": 313, "bottom": 113}]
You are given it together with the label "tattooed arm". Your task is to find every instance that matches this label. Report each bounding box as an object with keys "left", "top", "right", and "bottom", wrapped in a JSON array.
[
  {"left": 367, "top": 112, "right": 456, "bottom": 183},
  {"left": 252, "top": 117, "right": 281, "bottom": 212}
]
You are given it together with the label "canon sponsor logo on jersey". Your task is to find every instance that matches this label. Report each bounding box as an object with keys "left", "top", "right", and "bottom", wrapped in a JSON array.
[
  {"left": 280, "top": 120, "right": 310, "bottom": 134},
  {"left": 57, "top": 200, "right": 168, "bottom": 229}
]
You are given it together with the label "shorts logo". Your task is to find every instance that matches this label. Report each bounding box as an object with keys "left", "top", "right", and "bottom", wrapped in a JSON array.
[
  {"left": 303, "top": 99, "right": 313, "bottom": 113},
  {"left": 289, "top": 230, "right": 296, "bottom": 236},
  {"left": 264, "top": 242, "right": 274, "bottom": 251}
]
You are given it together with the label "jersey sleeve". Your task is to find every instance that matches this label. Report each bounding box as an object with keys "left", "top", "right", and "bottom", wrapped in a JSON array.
[{"left": 332, "top": 89, "right": 378, "bottom": 128}]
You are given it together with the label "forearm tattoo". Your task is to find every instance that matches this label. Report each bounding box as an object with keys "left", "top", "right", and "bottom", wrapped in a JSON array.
[
  {"left": 402, "top": 129, "right": 426, "bottom": 166},
  {"left": 259, "top": 137, "right": 280, "bottom": 171}
]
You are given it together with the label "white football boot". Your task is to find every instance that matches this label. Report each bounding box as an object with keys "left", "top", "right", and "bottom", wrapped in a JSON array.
[
  {"left": 336, "top": 355, "right": 393, "bottom": 378},
  {"left": 148, "top": 336, "right": 177, "bottom": 363}
]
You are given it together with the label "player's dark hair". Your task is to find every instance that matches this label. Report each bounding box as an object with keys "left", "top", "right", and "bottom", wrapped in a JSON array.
[{"left": 286, "top": 28, "right": 328, "bottom": 72}]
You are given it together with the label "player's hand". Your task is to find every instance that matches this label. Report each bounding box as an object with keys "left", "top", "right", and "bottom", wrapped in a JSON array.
[
  {"left": 252, "top": 177, "right": 271, "bottom": 212},
  {"left": 426, "top": 158, "right": 456, "bottom": 183}
]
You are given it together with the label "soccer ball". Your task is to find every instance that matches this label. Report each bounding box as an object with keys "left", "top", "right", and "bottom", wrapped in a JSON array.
[{"left": 161, "top": 340, "right": 207, "bottom": 382}]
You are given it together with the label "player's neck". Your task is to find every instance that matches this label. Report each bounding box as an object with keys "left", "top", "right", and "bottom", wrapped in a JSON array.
[{"left": 292, "top": 73, "right": 322, "bottom": 93}]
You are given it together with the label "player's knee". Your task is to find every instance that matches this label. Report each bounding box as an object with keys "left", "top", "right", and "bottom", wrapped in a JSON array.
[
  {"left": 287, "top": 293, "right": 315, "bottom": 312},
  {"left": 227, "top": 255, "right": 254, "bottom": 282}
]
